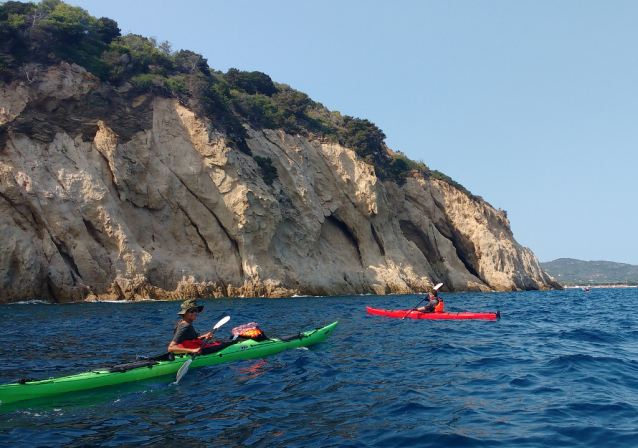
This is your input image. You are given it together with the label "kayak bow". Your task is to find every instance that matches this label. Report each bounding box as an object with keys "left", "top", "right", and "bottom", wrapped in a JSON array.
[
  {"left": 0, "top": 321, "right": 338, "bottom": 405},
  {"left": 367, "top": 307, "right": 500, "bottom": 320}
]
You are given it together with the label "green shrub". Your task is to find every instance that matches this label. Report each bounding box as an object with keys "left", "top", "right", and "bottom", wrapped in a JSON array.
[
  {"left": 389, "top": 157, "right": 409, "bottom": 182},
  {"left": 224, "top": 68, "right": 277, "bottom": 96},
  {"left": 232, "top": 94, "right": 277, "bottom": 128},
  {"left": 253, "top": 155, "right": 278, "bottom": 185},
  {"left": 174, "top": 49, "right": 208, "bottom": 75},
  {"left": 0, "top": 0, "right": 118, "bottom": 79},
  {"left": 166, "top": 76, "right": 186, "bottom": 94},
  {"left": 130, "top": 73, "right": 164, "bottom": 91},
  {"left": 199, "top": 84, "right": 229, "bottom": 115},
  {"left": 337, "top": 117, "right": 386, "bottom": 159},
  {"left": 272, "top": 89, "right": 314, "bottom": 116},
  {"left": 0, "top": 54, "right": 14, "bottom": 81}
]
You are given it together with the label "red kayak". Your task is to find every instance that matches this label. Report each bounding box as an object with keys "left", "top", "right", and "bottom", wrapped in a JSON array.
[{"left": 366, "top": 307, "right": 500, "bottom": 321}]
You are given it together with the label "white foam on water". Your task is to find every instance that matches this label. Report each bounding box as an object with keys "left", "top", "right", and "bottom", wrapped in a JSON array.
[
  {"left": 94, "top": 300, "right": 136, "bottom": 304},
  {"left": 8, "top": 300, "right": 51, "bottom": 305}
]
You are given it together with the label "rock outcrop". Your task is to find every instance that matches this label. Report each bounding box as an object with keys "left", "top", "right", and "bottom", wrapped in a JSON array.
[{"left": 0, "top": 63, "right": 561, "bottom": 303}]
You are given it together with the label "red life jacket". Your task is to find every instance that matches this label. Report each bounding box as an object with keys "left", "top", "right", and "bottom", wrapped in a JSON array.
[
  {"left": 177, "top": 339, "right": 203, "bottom": 350},
  {"left": 177, "top": 339, "right": 223, "bottom": 350},
  {"left": 434, "top": 300, "right": 445, "bottom": 313}
]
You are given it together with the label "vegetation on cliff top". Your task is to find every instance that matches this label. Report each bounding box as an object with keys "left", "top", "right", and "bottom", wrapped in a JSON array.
[{"left": 0, "top": 0, "right": 482, "bottom": 201}]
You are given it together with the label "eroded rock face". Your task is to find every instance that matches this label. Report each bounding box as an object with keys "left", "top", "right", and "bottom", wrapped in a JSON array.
[{"left": 0, "top": 64, "right": 561, "bottom": 303}]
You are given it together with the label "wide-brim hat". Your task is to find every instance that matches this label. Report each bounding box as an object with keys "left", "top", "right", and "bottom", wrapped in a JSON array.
[{"left": 177, "top": 299, "right": 204, "bottom": 315}]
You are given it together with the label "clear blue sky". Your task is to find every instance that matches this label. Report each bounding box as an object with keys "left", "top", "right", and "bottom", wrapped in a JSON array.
[{"left": 70, "top": 0, "right": 638, "bottom": 265}]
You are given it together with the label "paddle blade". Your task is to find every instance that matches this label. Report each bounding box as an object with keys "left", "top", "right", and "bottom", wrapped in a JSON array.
[
  {"left": 433, "top": 283, "right": 444, "bottom": 290},
  {"left": 213, "top": 315, "right": 230, "bottom": 331},
  {"left": 175, "top": 358, "right": 193, "bottom": 384}
]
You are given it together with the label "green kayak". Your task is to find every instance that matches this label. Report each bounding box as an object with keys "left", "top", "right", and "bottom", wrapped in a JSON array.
[{"left": 0, "top": 321, "right": 338, "bottom": 405}]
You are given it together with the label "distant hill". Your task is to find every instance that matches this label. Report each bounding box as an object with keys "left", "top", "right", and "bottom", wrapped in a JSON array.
[{"left": 540, "top": 258, "right": 638, "bottom": 285}]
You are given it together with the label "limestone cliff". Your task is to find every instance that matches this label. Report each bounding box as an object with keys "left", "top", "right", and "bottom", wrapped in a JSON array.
[{"left": 0, "top": 63, "right": 561, "bottom": 303}]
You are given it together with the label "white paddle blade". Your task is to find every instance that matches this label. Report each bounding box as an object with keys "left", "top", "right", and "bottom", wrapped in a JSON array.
[
  {"left": 213, "top": 315, "right": 230, "bottom": 331},
  {"left": 175, "top": 358, "right": 193, "bottom": 384},
  {"left": 433, "top": 283, "right": 444, "bottom": 290}
]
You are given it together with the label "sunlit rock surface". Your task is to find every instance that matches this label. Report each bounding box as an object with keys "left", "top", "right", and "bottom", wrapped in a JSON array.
[{"left": 0, "top": 63, "right": 561, "bottom": 303}]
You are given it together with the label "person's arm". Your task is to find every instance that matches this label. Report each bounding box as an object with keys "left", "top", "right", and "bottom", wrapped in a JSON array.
[{"left": 167, "top": 340, "right": 200, "bottom": 354}]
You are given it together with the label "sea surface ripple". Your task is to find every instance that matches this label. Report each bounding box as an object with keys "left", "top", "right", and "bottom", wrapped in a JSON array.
[{"left": 1, "top": 288, "right": 637, "bottom": 447}]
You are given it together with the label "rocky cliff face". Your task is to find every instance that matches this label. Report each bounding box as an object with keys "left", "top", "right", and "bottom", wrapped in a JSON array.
[{"left": 0, "top": 63, "right": 561, "bottom": 303}]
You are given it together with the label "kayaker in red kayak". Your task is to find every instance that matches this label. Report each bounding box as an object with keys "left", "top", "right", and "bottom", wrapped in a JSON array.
[
  {"left": 416, "top": 288, "right": 444, "bottom": 313},
  {"left": 167, "top": 299, "right": 215, "bottom": 355}
]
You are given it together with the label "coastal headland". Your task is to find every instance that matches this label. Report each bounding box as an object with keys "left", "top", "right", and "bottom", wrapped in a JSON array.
[{"left": 0, "top": 2, "right": 561, "bottom": 303}]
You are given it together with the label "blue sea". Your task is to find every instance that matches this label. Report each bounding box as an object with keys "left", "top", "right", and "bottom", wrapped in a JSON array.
[{"left": 1, "top": 288, "right": 637, "bottom": 447}]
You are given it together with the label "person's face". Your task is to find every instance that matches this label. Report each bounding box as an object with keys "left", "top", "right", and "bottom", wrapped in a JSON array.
[{"left": 185, "top": 308, "right": 199, "bottom": 320}]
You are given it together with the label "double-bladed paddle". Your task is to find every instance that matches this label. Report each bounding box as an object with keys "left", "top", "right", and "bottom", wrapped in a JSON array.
[
  {"left": 401, "top": 283, "right": 444, "bottom": 320},
  {"left": 175, "top": 315, "right": 230, "bottom": 384}
]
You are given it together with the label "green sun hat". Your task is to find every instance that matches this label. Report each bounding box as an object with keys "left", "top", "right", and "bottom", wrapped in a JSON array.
[{"left": 177, "top": 299, "right": 204, "bottom": 315}]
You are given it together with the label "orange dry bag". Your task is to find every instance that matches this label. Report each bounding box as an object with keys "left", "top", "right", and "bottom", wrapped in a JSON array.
[
  {"left": 231, "top": 322, "right": 267, "bottom": 341},
  {"left": 240, "top": 328, "right": 263, "bottom": 338}
]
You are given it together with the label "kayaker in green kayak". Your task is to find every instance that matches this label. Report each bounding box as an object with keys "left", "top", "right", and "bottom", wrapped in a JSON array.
[
  {"left": 0, "top": 321, "right": 339, "bottom": 405},
  {"left": 168, "top": 299, "right": 218, "bottom": 355}
]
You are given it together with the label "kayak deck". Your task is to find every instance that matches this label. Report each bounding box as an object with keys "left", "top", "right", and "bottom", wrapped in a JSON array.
[
  {"left": 367, "top": 307, "right": 500, "bottom": 320},
  {"left": 0, "top": 321, "right": 338, "bottom": 405}
]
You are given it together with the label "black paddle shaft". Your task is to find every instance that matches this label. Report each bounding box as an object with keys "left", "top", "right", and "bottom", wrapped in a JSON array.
[{"left": 401, "top": 297, "right": 428, "bottom": 319}]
